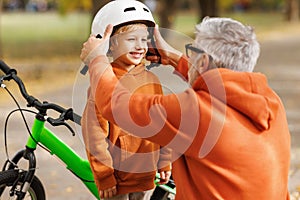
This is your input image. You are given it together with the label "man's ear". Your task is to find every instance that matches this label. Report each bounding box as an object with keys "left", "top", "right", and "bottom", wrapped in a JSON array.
[{"left": 196, "top": 53, "right": 210, "bottom": 73}]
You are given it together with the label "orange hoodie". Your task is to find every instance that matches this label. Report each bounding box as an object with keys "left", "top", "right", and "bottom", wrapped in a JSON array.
[
  {"left": 81, "top": 62, "right": 171, "bottom": 195},
  {"left": 89, "top": 55, "right": 290, "bottom": 200}
]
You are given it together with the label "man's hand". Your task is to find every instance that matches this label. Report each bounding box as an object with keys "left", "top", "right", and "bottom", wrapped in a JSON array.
[
  {"left": 157, "top": 170, "right": 172, "bottom": 185},
  {"left": 80, "top": 24, "right": 113, "bottom": 65},
  {"left": 99, "top": 185, "right": 117, "bottom": 199},
  {"left": 146, "top": 25, "right": 182, "bottom": 67}
]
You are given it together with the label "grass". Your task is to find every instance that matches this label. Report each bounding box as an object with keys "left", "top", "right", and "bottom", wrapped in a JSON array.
[{"left": 1, "top": 12, "right": 91, "bottom": 60}]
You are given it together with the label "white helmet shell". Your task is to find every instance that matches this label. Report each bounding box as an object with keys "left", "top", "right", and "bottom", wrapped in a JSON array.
[{"left": 91, "top": 0, "right": 156, "bottom": 37}]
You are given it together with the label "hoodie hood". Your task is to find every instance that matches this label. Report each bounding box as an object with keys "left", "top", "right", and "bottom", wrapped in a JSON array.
[{"left": 193, "top": 68, "right": 279, "bottom": 131}]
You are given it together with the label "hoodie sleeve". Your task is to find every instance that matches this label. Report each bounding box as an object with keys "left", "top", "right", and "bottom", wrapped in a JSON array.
[
  {"left": 158, "top": 147, "right": 172, "bottom": 172},
  {"left": 174, "top": 56, "right": 189, "bottom": 80},
  {"left": 89, "top": 56, "right": 199, "bottom": 152},
  {"left": 81, "top": 88, "right": 117, "bottom": 190}
]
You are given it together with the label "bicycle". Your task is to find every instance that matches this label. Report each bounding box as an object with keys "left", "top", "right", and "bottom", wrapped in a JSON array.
[{"left": 0, "top": 60, "right": 175, "bottom": 200}]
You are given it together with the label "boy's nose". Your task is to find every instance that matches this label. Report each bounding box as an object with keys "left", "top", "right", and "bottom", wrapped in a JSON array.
[
  {"left": 135, "top": 42, "right": 142, "bottom": 49},
  {"left": 135, "top": 40, "right": 145, "bottom": 49}
]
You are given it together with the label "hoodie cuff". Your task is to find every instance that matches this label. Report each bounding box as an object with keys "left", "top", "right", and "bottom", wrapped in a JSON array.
[
  {"left": 158, "top": 163, "right": 171, "bottom": 172},
  {"left": 94, "top": 173, "right": 117, "bottom": 191}
]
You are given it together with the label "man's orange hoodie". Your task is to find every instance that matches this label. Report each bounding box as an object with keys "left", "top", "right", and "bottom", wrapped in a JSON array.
[
  {"left": 81, "top": 62, "right": 171, "bottom": 195},
  {"left": 88, "top": 55, "right": 290, "bottom": 200}
]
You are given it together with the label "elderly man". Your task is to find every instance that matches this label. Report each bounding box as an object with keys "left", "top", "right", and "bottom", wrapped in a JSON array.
[{"left": 80, "top": 17, "right": 290, "bottom": 200}]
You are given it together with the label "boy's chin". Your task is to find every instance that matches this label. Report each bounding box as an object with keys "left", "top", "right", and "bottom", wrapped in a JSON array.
[{"left": 129, "top": 59, "right": 143, "bottom": 65}]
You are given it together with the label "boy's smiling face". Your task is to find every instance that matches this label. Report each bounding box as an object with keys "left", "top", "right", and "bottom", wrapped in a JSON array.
[{"left": 110, "top": 24, "right": 149, "bottom": 70}]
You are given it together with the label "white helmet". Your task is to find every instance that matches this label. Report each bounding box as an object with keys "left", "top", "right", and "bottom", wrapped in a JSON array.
[{"left": 91, "top": 0, "right": 156, "bottom": 37}]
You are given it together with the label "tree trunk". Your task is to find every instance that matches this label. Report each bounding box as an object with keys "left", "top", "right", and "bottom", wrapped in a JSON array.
[
  {"left": 197, "top": 0, "right": 219, "bottom": 21},
  {"left": 89, "top": 0, "right": 111, "bottom": 31},
  {"left": 286, "top": 0, "right": 299, "bottom": 22},
  {"left": 19, "top": 0, "right": 29, "bottom": 10},
  {"left": 91, "top": 0, "right": 111, "bottom": 18},
  {"left": 0, "top": 0, "right": 3, "bottom": 58},
  {"left": 157, "top": 0, "right": 179, "bottom": 29}
]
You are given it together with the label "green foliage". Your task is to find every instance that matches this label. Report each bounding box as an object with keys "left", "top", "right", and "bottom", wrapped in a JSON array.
[
  {"left": 219, "top": 0, "right": 235, "bottom": 11},
  {"left": 57, "top": 0, "right": 91, "bottom": 14}
]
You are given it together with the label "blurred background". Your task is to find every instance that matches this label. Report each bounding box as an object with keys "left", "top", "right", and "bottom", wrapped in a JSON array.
[
  {"left": 0, "top": 0, "right": 299, "bottom": 82},
  {"left": 0, "top": 0, "right": 300, "bottom": 199},
  {"left": 1, "top": 0, "right": 300, "bottom": 61}
]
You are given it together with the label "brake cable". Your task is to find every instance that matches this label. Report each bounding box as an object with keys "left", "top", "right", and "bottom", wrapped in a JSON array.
[{"left": 2, "top": 85, "right": 51, "bottom": 164}]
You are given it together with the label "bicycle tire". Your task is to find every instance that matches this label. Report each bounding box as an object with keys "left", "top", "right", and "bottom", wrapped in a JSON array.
[
  {"left": 151, "top": 186, "right": 176, "bottom": 200},
  {"left": 0, "top": 169, "right": 46, "bottom": 200}
]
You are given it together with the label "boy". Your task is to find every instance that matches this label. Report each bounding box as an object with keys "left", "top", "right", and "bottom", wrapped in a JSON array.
[{"left": 81, "top": 1, "right": 171, "bottom": 199}]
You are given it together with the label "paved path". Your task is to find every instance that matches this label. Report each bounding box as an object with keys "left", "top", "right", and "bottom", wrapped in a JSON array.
[
  {"left": 1, "top": 33, "right": 300, "bottom": 199},
  {"left": 256, "top": 35, "right": 300, "bottom": 198}
]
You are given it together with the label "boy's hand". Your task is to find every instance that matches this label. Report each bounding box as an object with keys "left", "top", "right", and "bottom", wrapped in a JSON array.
[
  {"left": 99, "top": 185, "right": 117, "bottom": 199},
  {"left": 157, "top": 170, "right": 172, "bottom": 185},
  {"left": 80, "top": 24, "right": 113, "bottom": 65}
]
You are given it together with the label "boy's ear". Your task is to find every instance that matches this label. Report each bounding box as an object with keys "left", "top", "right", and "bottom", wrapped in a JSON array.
[
  {"left": 110, "top": 39, "right": 118, "bottom": 52},
  {"left": 110, "top": 37, "right": 117, "bottom": 48},
  {"left": 196, "top": 53, "right": 210, "bottom": 73}
]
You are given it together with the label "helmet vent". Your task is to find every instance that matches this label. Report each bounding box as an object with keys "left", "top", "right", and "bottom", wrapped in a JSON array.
[
  {"left": 143, "top": 8, "right": 150, "bottom": 12},
  {"left": 124, "top": 7, "right": 136, "bottom": 12}
]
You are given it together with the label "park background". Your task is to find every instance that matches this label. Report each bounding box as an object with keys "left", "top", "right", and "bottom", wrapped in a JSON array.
[{"left": 0, "top": 0, "right": 300, "bottom": 199}]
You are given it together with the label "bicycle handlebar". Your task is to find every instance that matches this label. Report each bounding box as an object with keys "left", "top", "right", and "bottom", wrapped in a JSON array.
[
  {"left": 0, "top": 60, "right": 81, "bottom": 125},
  {"left": 0, "top": 60, "right": 17, "bottom": 75}
]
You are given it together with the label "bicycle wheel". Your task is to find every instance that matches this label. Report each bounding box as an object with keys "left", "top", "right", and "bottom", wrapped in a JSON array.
[
  {"left": 0, "top": 169, "right": 45, "bottom": 200},
  {"left": 150, "top": 186, "right": 175, "bottom": 200}
]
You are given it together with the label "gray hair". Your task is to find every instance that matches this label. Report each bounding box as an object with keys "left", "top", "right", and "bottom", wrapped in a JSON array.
[{"left": 194, "top": 17, "right": 260, "bottom": 72}]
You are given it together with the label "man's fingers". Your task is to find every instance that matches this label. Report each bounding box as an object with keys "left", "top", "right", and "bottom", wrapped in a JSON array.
[
  {"left": 154, "top": 24, "right": 163, "bottom": 42},
  {"left": 103, "top": 24, "right": 113, "bottom": 40}
]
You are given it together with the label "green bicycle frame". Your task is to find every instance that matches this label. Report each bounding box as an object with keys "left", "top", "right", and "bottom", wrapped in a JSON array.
[
  {"left": 24, "top": 118, "right": 176, "bottom": 199},
  {"left": 0, "top": 60, "right": 176, "bottom": 199},
  {"left": 25, "top": 118, "right": 100, "bottom": 199}
]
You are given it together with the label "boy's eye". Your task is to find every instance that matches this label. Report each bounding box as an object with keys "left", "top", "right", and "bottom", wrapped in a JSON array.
[{"left": 128, "top": 38, "right": 135, "bottom": 41}]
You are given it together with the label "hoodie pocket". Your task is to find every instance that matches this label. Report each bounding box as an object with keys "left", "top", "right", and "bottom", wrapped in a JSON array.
[{"left": 115, "top": 134, "right": 159, "bottom": 181}]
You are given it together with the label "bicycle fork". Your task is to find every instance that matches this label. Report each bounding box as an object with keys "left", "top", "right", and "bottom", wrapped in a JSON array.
[{"left": 2, "top": 147, "right": 37, "bottom": 200}]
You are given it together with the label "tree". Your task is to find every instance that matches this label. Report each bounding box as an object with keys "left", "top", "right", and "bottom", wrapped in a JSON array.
[
  {"left": 57, "top": 0, "right": 91, "bottom": 14},
  {"left": 91, "top": 0, "right": 110, "bottom": 18},
  {"left": 19, "top": 0, "right": 28, "bottom": 9},
  {"left": 157, "top": 0, "right": 179, "bottom": 29},
  {"left": 0, "top": 0, "right": 3, "bottom": 58},
  {"left": 156, "top": 0, "right": 219, "bottom": 29},
  {"left": 286, "top": 0, "right": 299, "bottom": 21},
  {"left": 197, "top": 0, "right": 219, "bottom": 20}
]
